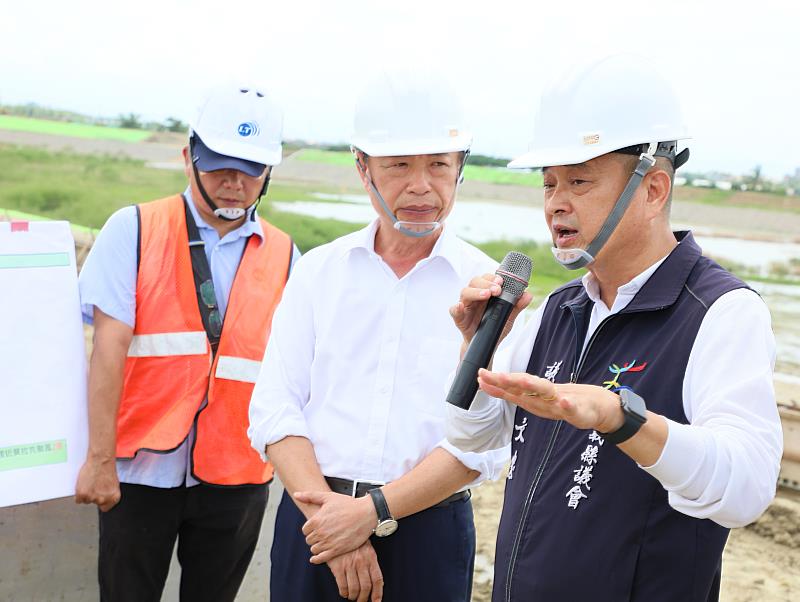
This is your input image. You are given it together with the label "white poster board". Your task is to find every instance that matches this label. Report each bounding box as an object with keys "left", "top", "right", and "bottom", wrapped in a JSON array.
[{"left": 0, "top": 220, "right": 88, "bottom": 507}]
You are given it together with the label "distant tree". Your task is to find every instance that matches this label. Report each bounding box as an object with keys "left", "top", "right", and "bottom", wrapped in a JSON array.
[
  {"left": 467, "top": 154, "right": 509, "bottom": 167},
  {"left": 744, "top": 164, "right": 763, "bottom": 191},
  {"left": 321, "top": 143, "right": 352, "bottom": 152},
  {"left": 164, "top": 117, "right": 187, "bottom": 133},
  {"left": 118, "top": 113, "right": 142, "bottom": 129}
]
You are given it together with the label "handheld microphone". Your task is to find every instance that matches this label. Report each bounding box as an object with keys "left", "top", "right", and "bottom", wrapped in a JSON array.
[{"left": 446, "top": 252, "right": 532, "bottom": 410}]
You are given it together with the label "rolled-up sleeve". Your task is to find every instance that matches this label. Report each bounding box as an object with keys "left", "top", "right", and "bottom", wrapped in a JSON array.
[
  {"left": 248, "top": 259, "right": 315, "bottom": 461},
  {"left": 444, "top": 391, "right": 516, "bottom": 457},
  {"left": 438, "top": 437, "right": 510, "bottom": 482},
  {"left": 444, "top": 299, "right": 546, "bottom": 457},
  {"left": 640, "top": 288, "right": 783, "bottom": 527}
]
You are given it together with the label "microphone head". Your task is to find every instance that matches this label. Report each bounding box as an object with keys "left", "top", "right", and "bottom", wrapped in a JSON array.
[{"left": 496, "top": 252, "right": 532, "bottom": 299}]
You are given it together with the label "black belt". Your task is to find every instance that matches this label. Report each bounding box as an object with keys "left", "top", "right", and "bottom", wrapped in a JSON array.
[{"left": 324, "top": 477, "right": 471, "bottom": 509}]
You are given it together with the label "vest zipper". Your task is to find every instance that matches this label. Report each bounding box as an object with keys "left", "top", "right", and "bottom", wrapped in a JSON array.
[
  {"left": 504, "top": 311, "right": 616, "bottom": 601},
  {"left": 504, "top": 419, "right": 562, "bottom": 602},
  {"left": 573, "top": 314, "right": 616, "bottom": 382}
]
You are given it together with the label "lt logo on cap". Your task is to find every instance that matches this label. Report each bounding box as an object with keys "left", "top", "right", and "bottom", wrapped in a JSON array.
[{"left": 237, "top": 122, "right": 260, "bottom": 137}]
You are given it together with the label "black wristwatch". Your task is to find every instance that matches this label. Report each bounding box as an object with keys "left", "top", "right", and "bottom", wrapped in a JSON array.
[
  {"left": 368, "top": 488, "right": 398, "bottom": 537},
  {"left": 600, "top": 388, "right": 648, "bottom": 445}
]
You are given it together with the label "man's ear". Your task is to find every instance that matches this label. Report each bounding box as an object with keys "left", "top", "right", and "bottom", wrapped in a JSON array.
[
  {"left": 354, "top": 151, "right": 371, "bottom": 190},
  {"left": 644, "top": 168, "right": 672, "bottom": 216},
  {"left": 182, "top": 146, "right": 192, "bottom": 179}
]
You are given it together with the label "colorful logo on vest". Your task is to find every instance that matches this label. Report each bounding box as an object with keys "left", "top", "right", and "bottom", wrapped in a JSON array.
[
  {"left": 237, "top": 122, "right": 260, "bottom": 137},
  {"left": 564, "top": 359, "right": 648, "bottom": 511},
  {"left": 602, "top": 360, "right": 647, "bottom": 392}
]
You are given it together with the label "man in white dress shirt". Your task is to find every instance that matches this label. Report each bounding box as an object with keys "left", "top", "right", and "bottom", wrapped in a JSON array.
[
  {"left": 248, "top": 70, "right": 509, "bottom": 602},
  {"left": 445, "top": 55, "right": 783, "bottom": 601}
]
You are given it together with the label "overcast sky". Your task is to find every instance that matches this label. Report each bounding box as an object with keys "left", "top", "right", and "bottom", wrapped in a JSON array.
[{"left": 2, "top": 0, "right": 798, "bottom": 178}]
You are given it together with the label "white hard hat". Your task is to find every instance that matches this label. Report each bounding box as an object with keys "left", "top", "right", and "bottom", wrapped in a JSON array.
[
  {"left": 190, "top": 84, "right": 283, "bottom": 167},
  {"left": 351, "top": 69, "right": 471, "bottom": 157},
  {"left": 509, "top": 54, "right": 689, "bottom": 169}
]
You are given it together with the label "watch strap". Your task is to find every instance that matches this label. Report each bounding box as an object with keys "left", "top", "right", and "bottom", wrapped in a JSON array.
[
  {"left": 368, "top": 487, "right": 392, "bottom": 522},
  {"left": 601, "top": 389, "right": 647, "bottom": 445}
]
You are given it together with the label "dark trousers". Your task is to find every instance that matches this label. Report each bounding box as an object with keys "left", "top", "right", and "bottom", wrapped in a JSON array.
[
  {"left": 98, "top": 482, "right": 268, "bottom": 602},
  {"left": 270, "top": 490, "right": 475, "bottom": 602}
]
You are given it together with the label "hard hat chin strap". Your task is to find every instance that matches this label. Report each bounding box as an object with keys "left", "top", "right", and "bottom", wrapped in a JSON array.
[
  {"left": 368, "top": 176, "right": 441, "bottom": 238},
  {"left": 553, "top": 143, "right": 658, "bottom": 270},
  {"left": 189, "top": 136, "right": 268, "bottom": 223},
  {"left": 352, "top": 147, "right": 467, "bottom": 239}
]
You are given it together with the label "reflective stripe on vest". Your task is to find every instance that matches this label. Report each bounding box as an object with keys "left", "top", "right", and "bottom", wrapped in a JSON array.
[
  {"left": 116, "top": 194, "right": 291, "bottom": 486},
  {"left": 128, "top": 331, "right": 208, "bottom": 357},
  {"left": 214, "top": 355, "right": 262, "bottom": 384}
]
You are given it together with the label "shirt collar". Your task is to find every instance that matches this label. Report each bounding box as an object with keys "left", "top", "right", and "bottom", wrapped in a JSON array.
[
  {"left": 581, "top": 253, "right": 669, "bottom": 311},
  {"left": 559, "top": 231, "right": 705, "bottom": 317},
  {"left": 183, "top": 186, "right": 264, "bottom": 243},
  {"left": 342, "top": 218, "right": 463, "bottom": 275}
]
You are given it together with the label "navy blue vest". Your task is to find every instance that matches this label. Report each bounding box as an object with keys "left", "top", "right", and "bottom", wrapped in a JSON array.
[{"left": 493, "top": 232, "right": 747, "bottom": 602}]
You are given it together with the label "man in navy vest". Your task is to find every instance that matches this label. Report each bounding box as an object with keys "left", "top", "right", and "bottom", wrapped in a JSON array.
[{"left": 445, "top": 54, "right": 783, "bottom": 601}]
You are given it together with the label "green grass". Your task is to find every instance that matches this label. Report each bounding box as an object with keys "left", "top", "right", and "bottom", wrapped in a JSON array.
[
  {"left": 259, "top": 205, "right": 365, "bottom": 253},
  {"left": 294, "top": 148, "right": 356, "bottom": 167},
  {"left": 0, "top": 143, "right": 568, "bottom": 294},
  {"left": 0, "top": 143, "right": 364, "bottom": 253},
  {"left": 462, "top": 164, "right": 543, "bottom": 187},
  {"left": 674, "top": 188, "right": 733, "bottom": 206},
  {"left": 673, "top": 187, "right": 800, "bottom": 214},
  {"left": 0, "top": 144, "right": 185, "bottom": 228},
  {"left": 5, "top": 143, "right": 794, "bottom": 296},
  {"left": 294, "top": 149, "right": 543, "bottom": 187},
  {"left": 0, "top": 115, "right": 151, "bottom": 142},
  {"left": 265, "top": 182, "right": 345, "bottom": 204},
  {"left": 473, "top": 239, "right": 579, "bottom": 299},
  {"left": 0, "top": 207, "right": 99, "bottom": 235}
]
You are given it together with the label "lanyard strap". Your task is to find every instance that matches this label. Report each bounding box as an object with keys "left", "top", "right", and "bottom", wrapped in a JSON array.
[{"left": 182, "top": 195, "right": 222, "bottom": 355}]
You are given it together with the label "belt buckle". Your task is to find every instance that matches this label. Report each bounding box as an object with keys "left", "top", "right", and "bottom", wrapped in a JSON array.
[{"left": 351, "top": 479, "right": 384, "bottom": 497}]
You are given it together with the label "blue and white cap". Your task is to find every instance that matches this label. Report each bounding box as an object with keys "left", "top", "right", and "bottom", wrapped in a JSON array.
[
  {"left": 190, "top": 84, "right": 283, "bottom": 167},
  {"left": 191, "top": 134, "right": 266, "bottom": 177}
]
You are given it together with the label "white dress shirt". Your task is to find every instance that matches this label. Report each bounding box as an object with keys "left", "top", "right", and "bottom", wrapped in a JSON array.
[
  {"left": 248, "top": 219, "right": 509, "bottom": 486},
  {"left": 446, "top": 255, "right": 783, "bottom": 528}
]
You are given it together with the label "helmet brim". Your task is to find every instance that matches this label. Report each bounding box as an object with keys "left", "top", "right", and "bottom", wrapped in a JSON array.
[
  {"left": 192, "top": 135, "right": 268, "bottom": 176},
  {"left": 508, "top": 134, "right": 691, "bottom": 170},
  {"left": 198, "top": 133, "right": 282, "bottom": 167},
  {"left": 352, "top": 134, "right": 471, "bottom": 158}
]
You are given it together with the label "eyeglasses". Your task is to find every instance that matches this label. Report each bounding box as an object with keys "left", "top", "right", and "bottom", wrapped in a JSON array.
[{"left": 199, "top": 279, "right": 223, "bottom": 338}]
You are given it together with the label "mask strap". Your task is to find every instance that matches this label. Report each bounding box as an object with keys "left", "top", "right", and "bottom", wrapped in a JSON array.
[
  {"left": 189, "top": 136, "right": 265, "bottom": 223},
  {"left": 554, "top": 143, "right": 657, "bottom": 270},
  {"left": 352, "top": 147, "right": 444, "bottom": 238}
]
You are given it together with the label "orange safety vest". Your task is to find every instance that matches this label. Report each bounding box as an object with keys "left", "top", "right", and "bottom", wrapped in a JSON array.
[{"left": 116, "top": 194, "right": 291, "bottom": 486}]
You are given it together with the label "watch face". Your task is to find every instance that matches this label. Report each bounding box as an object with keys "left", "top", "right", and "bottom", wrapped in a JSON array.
[
  {"left": 374, "top": 519, "right": 398, "bottom": 537},
  {"left": 620, "top": 388, "right": 647, "bottom": 422}
]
